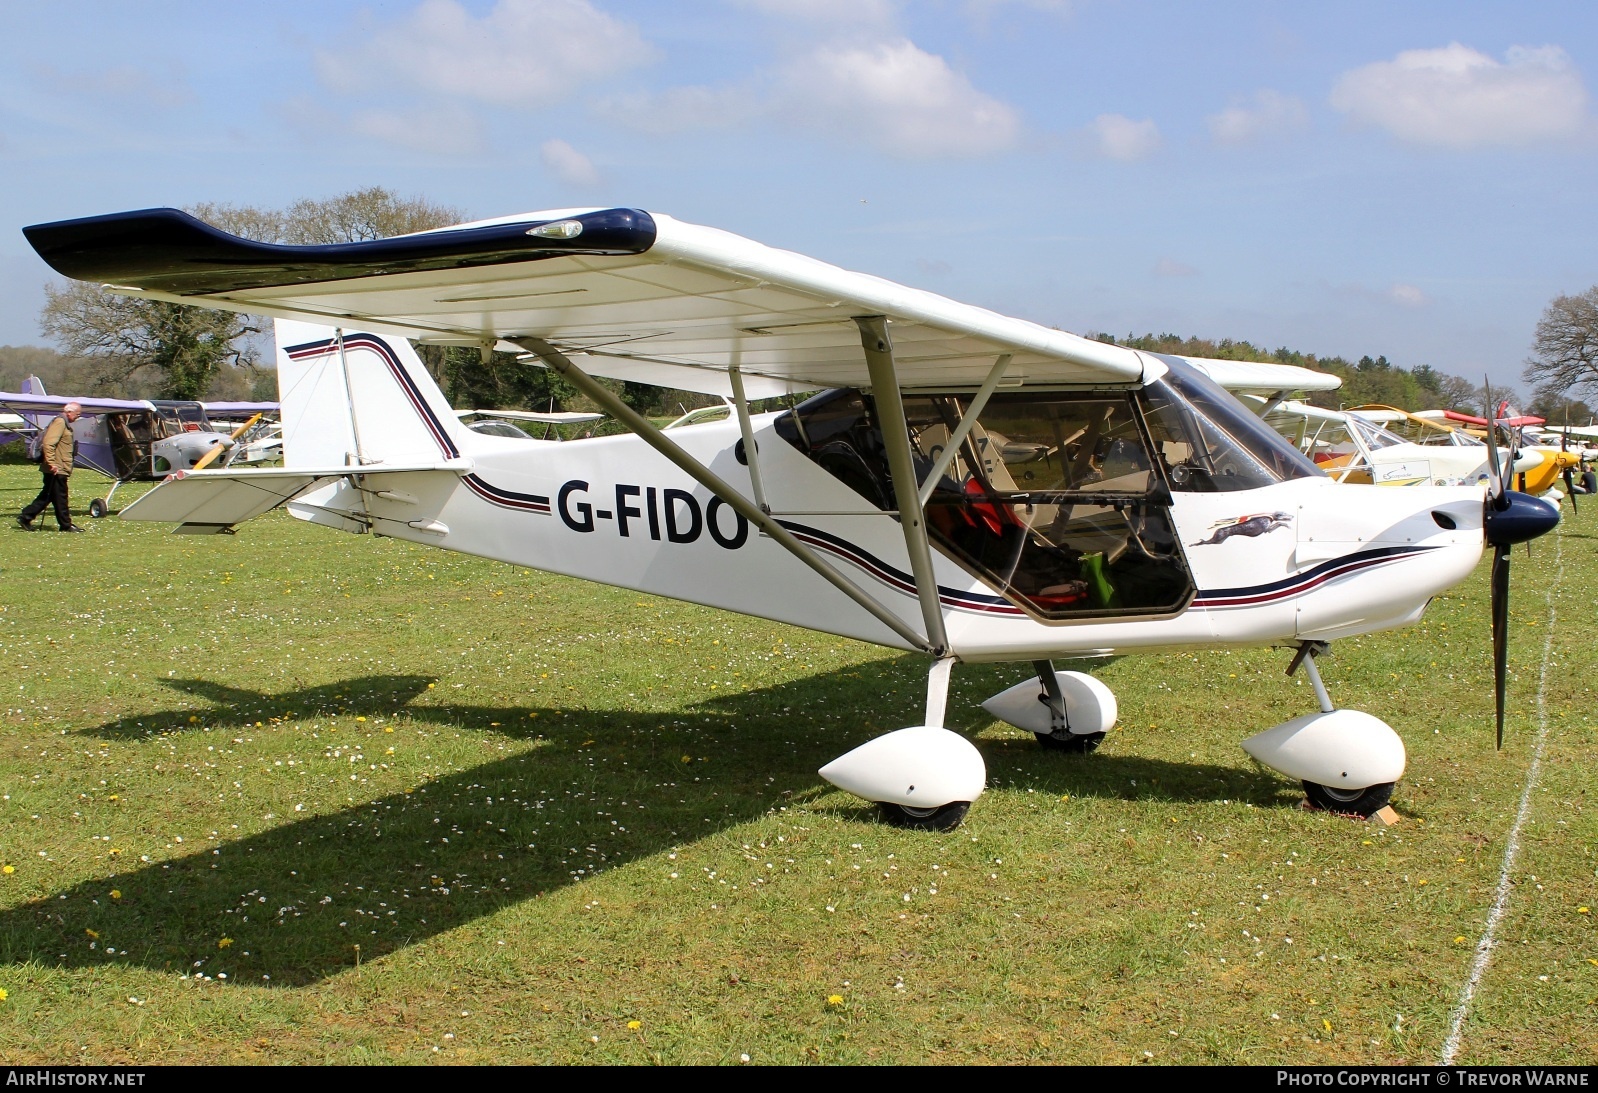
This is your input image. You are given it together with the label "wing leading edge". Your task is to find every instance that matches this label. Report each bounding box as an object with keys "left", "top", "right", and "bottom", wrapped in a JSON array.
[
  {"left": 25, "top": 206, "right": 1151, "bottom": 394},
  {"left": 24, "top": 206, "right": 1336, "bottom": 398}
]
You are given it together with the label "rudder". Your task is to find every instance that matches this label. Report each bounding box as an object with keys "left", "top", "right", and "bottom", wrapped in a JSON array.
[{"left": 274, "top": 319, "right": 465, "bottom": 468}]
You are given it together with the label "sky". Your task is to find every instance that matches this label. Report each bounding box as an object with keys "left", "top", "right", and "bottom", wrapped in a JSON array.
[{"left": 3, "top": 0, "right": 1597, "bottom": 393}]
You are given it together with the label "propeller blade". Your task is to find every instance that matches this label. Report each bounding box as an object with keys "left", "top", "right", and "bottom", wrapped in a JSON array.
[
  {"left": 1565, "top": 466, "right": 1579, "bottom": 514},
  {"left": 1491, "top": 543, "right": 1510, "bottom": 751},
  {"left": 1483, "top": 381, "right": 1506, "bottom": 508}
]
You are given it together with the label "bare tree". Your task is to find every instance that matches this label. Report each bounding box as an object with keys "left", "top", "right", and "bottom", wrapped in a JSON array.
[
  {"left": 40, "top": 283, "right": 259, "bottom": 401},
  {"left": 280, "top": 187, "right": 465, "bottom": 244},
  {"left": 37, "top": 188, "right": 466, "bottom": 399},
  {"left": 192, "top": 187, "right": 466, "bottom": 244},
  {"left": 1524, "top": 285, "right": 1598, "bottom": 401}
]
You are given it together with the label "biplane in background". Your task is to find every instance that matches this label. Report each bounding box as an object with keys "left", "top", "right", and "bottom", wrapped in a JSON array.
[
  {"left": 23, "top": 205, "right": 1560, "bottom": 827},
  {"left": 0, "top": 375, "right": 277, "bottom": 516}
]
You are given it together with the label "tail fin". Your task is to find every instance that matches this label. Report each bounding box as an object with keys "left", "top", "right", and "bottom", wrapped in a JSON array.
[{"left": 273, "top": 320, "right": 466, "bottom": 468}]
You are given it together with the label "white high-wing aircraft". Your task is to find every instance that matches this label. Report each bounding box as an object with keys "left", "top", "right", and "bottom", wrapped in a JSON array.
[{"left": 24, "top": 206, "right": 1561, "bottom": 828}]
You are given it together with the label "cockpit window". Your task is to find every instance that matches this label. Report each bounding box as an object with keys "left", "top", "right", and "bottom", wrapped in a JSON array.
[
  {"left": 1143, "top": 359, "right": 1325, "bottom": 490},
  {"left": 153, "top": 403, "right": 211, "bottom": 434},
  {"left": 776, "top": 388, "right": 1195, "bottom": 621},
  {"left": 1347, "top": 416, "right": 1406, "bottom": 451}
]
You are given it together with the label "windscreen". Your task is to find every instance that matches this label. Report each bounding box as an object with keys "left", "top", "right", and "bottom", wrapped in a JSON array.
[{"left": 1143, "top": 359, "right": 1325, "bottom": 490}]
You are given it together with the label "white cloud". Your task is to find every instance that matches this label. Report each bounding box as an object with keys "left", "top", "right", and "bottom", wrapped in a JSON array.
[
  {"left": 777, "top": 39, "right": 1020, "bottom": 159},
  {"left": 595, "top": 85, "right": 762, "bottom": 133},
  {"left": 1207, "top": 89, "right": 1309, "bottom": 145},
  {"left": 1330, "top": 43, "right": 1589, "bottom": 149},
  {"left": 1388, "top": 283, "right": 1428, "bottom": 308},
  {"left": 317, "top": 0, "right": 653, "bottom": 109},
  {"left": 540, "top": 138, "right": 601, "bottom": 186},
  {"left": 1154, "top": 258, "right": 1197, "bottom": 278},
  {"left": 349, "top": 106, "right": 486, "bottom": 155},
  {"left": 1086, "top": 113, "right": 1160, "bottom": 161}
]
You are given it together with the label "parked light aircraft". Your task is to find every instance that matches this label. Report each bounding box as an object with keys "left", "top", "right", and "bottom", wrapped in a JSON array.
[
  {"left": 1433, "top": 407, "right": 1586, "bottom": 503},
  {"left": 0, "top": 376, "right": 278, "bottom": 516},
  {"left": 1247, "top": 397, "right": 1527, "bottom": 489},
  {"left": 23, "top": 206, "right": 1562, "bottom": 827}
]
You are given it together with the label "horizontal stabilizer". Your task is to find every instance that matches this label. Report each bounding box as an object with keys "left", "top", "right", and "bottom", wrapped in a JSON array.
[{"left": 120, "top": 461, "right": 470, "bottom": 530}]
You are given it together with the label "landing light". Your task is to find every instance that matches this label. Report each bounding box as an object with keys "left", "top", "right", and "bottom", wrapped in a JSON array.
[{"left": 526, "top": 220, "right": 584, "bottom": 240}]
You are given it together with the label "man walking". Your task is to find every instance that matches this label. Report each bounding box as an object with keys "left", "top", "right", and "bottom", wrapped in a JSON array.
[{"left": 18, "top": 402, "right": 85, "bottom": 532}]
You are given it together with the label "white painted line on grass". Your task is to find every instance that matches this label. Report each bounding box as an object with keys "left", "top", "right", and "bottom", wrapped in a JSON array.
[{"left": 1439, "top": 529, "right": 1564, "bottom": 1066}]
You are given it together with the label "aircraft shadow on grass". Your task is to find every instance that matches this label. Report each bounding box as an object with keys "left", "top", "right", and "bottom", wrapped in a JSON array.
[{"left": 2, "top": 665, "right": 1291, "bottom": 987}]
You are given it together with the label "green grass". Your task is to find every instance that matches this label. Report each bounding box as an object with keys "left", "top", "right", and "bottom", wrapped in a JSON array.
[{"left": 0, "top": 459, "right": 1593, "bottom": 1064}]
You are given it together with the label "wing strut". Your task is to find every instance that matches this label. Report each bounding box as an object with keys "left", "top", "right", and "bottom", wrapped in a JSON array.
[
  {"left": 727, "top": 364, "right": 768, "bottom": 513},
  {"left": 916, "top": 353, "right": 1010, "bottom": 508},
  {"left": 854, "top": 316, "right": 951, "bottom": 658},
  {"left": 513, "top": 336, "right": 936, "bottom": 654}
]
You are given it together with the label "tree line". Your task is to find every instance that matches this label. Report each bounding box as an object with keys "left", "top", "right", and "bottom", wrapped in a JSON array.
[{"left": 1089, "top": 327, "right": 1597, "bottom": 425}]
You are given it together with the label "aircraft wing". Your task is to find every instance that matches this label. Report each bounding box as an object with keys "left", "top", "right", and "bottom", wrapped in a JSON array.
[
  {"left": 1177, "top": 356, "right": 1342, "bottom": 395},
  {"left": 0, "top": 392, "right": 151, "bottom": 416},
  {"left": 119, "top": 460, "right": 470, "bottom": 533},
  {"left": 25, "top": 207, "right": 1193, "bottom": 397},
  {"left": 456, "top": 408, "right": 606, "bottom": 425},
  {"left": 201, "top": 400, "right": 279, "bottom": 415},
  {"left": 1238, "top": 395, "right": 1346, "bottom": 425}
]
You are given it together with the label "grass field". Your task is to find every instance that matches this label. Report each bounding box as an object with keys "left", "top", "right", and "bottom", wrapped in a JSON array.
[{"left": 0, "top": 458, "right": 1593, "bottom": 1065}]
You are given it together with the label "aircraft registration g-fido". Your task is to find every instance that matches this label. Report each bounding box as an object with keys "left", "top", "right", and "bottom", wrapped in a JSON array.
[{"left": 24, "top": 206, "right": 1562, "bottom": 828}]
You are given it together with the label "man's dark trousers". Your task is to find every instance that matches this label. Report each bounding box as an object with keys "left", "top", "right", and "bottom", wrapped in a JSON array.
[{"left": 21, "top": 468, "right": 71, "bottom": 528}]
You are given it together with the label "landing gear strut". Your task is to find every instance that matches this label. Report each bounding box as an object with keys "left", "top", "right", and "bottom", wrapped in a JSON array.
[
  {"left": 1031, "top": 659, "right": 1106, "bottom": 753},
  {"left": 979, "top": 660, "right": 1117, "bottom": 750},
  {"left": 1240, "top": 642, "right": 1405, "bottom": 819},
  {"left": 819, "top": 657, "right": 985, "bottom": 832}
]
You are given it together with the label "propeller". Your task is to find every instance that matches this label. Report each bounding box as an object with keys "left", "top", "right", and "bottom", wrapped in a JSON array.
[{"left": 1481, "top": 387, "right": 1562, "bottom": 750}]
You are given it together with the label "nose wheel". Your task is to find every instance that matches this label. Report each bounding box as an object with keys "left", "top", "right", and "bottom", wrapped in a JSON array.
[
  {"left": 1241, "top": 643, "right": 1408, "bottom": 820},
  {"left": 1302, "top": 780, "right": 1395, "bottom": 817}
]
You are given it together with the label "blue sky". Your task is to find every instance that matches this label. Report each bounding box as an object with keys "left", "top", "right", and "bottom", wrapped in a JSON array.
[{"left": 3, "top": 0, "right": 1596, "bottom": 393}]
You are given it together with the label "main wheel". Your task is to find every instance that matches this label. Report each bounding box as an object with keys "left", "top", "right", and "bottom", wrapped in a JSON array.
[
  {"left": 89, "top": 498, "right": 108, "bottom": 519},
  {"left": 1035, "top": 730, "right": 1105, "bottom": 754},
  {"left": 1301, "top": 780, "right": 1394, "bottom": 818},
  {"left": 877, "top": 801, "right": 971, "bottom": 832}
]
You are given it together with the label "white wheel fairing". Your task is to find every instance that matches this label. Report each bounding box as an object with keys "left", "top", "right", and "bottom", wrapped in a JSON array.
[
  {"left": 1240, "top": 709, "right": 1406, "bottom": 790},
  {"left": 981, "top": 671, "right": 1117, "bottom": 736},
  {"left": 818, "top": 726, "right": 986, "bottom": 808}
]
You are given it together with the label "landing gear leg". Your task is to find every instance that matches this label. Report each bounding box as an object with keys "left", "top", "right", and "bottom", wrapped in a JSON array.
[
  {"left": 1239, "top": 642, "right": 1404, "bottom": 819},
  {"left": 1032, "top": 659, "right": 1104, "bottom": 753},
  {"left": 818, "top": 656, "right": 984, "bottom": 832},
  {"left": 91, "top": 479, "right": 124, "bottom": 519}
]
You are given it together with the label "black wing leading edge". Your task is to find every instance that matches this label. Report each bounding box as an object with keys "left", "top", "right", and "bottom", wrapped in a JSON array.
[{"left": 22, "top": 207, "right": 658, "bottom": 295}]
